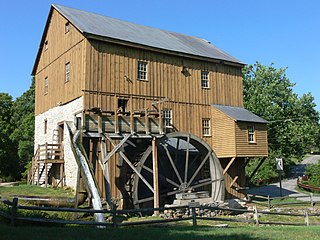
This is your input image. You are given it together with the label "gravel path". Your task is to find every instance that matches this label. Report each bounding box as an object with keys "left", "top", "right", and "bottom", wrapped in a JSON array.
[{"left": 248, "top": 155, "right": 320, "bottom": 202}]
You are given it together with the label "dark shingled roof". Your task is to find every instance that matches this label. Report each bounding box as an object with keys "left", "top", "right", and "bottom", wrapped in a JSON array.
[
  {"left": 212, "top": 105, "right": 268, "bottom": 124},
  {"left": 53, "top": 4, "right": 243, "bottom": 64}
]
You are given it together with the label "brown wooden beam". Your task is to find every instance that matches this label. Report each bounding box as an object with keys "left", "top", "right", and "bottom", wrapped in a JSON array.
[
  {"left": 152, "top": 137, "right": 159, "bottom": 215},
  {"left": 223, "top": 157, "right": 236, "bottom": 175}
]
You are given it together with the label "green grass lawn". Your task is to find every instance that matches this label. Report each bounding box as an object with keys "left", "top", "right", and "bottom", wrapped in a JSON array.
[
  {"left": 0, "top": 223, "right": 319, "bottom": 240},
  {"left": 0, "top": 184, "right": 74, "bottom": 199}
]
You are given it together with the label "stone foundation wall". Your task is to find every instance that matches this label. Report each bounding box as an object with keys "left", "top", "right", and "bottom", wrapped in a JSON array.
[{"left": 34, "top": 97, "right": 83, "bottom": 189}]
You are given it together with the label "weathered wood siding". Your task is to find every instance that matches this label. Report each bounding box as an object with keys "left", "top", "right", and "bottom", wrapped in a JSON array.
[
  {"left": 235, "top": 122, "right": 268, "bottom": 157},
  {"left": 211, "top": 107, "right": 236, "bottom": 158},
  {"left": 34, "top": 9, "right": 86, "bottom": 115},
  {"left": 220, "top": 157, "right": 246, "bottom": 199},
  {"left": 83, "top": 40, "right": 243, "bottom": 141}
]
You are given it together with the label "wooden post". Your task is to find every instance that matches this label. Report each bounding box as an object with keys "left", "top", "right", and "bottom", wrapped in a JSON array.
[
  {"left": 44, "top": 160, "right": 48, "bottom": 188},
  {"left": 191, "top": 206, "right": 197, "bottom": 226},
  {"left": 114, "top": 96, "right": 119, "bottom": 133},
  {"left": 98, "top": 114, "right": 102, "bottom": 133},
  {"left": 253, "top": 205, "right": 259, "bottom": 226},
  {"left": 112, "top": 203, "right": 117, "bottom": 228},
  {"left": 37, "top": 162, "right": 40, "bottom": 186},
  {"left": 145, "top": 98, "right": 149, "bottom": 134},
  {"left": 268, "top": 195, "right": 271, "bottom": 209},
  {"left": 10, "top": 198, "right": 18, "bottom": 226},
  {"left": 152, "top": 137, "right": 159, "bottom": 215},
  {"left": 305, "top": 211, "right": 309, "bottom": 226},
  {"left": 310, "top": 193, "right": 314, "bottom": 208}
]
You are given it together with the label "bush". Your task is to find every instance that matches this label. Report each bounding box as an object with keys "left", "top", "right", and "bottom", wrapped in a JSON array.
[{"left": 305, "top": 164, "right": 320, "bottom": 187}]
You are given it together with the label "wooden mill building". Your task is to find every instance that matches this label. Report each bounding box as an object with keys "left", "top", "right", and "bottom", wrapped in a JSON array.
[{"left": 30, "top": 4, "right": 268, "bottom": 209}]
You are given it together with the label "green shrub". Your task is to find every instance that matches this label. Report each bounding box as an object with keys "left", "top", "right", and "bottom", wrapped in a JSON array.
[{"left": 305, "top": 164, "right": 320, "bottom": 187}]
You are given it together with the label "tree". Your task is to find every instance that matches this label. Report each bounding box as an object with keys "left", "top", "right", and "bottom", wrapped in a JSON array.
[
  {"left": 10, "top": 77, "right": 35, "bottom": 177},
  {"left": 243, "top": 62, "right": 320, "bottom": 183},
  {"left": 0, "top": 93, "right": 19, "bottom": 180}
]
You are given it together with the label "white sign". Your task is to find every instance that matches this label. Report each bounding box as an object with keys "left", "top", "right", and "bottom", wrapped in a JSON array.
[{"left": 275, "top": 158, "right": 283, "bottom": 171}]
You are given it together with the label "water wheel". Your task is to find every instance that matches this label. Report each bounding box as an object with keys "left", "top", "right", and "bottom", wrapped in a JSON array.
[{"left": 132, "top": 132, "right": 225, "bottom": 209}]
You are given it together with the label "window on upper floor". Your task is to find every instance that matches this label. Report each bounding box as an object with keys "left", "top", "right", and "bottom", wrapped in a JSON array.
[
  {"left": 201, "top": 71, "right": 209, "bottom": 88},
  {"left": 65, "top": 22, "right": 70, "bottom": 33},
  {"left": 65, "top": 62, "right": 70, "bottom": 82},
  {"left": 202, "top": 119, "right": 211, "bottom": 136},
  {"left": 163, "top": 109, "right": 173, "bottom": 129},
  {"left": 248, "top": 125, "right": 256, "bottom": 143},
  {"left": 44, "top": 76, "right": 48, "bottom": 95},
  {"left": 137, "top": 61, "right": 147, "bottom": 80}
]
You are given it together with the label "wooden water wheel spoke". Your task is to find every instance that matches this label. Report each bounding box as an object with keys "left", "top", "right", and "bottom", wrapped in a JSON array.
[
  {"left": 189, "top": 177, "right": 224, "bottom": 189},
  {"left": 184, "top": 134, "right": 190, "bottom": 183},
  {"left": 141, "top": 165, "right": 180, "bottom": 188},
  {"left": 133, "top": 132, "right": 225, "bottom": 209},
  {"left": 186, "top": 150, "right": 211, "bottom": 188},
  {"left": 135, "top": 196, "right": 154, "bottom": 204},
  {"left": 162, "top": 144, "right": 183, "bottom": 185}
]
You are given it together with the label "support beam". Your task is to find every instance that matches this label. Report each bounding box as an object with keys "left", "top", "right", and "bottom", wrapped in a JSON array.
[
  {"left": 152, "top": 137, "right": 159, "bottom": 215},
  {"left": 103, "top": 134, "right": 132, "bottom": 164},
  {"left": 102, "top": 133, "right": 154, "bottom": 193},
  {"left": 248, "top": 157, "right": 267, "bottom": 183},
  {"left": 101, "top": 140, "right": 112, "bottom": 208},
  {"left": 229, "top": 176, "right": 239, "bottom": 188},
  {"left": 223, "top": 157, "right": 236, "bottom": 175}
]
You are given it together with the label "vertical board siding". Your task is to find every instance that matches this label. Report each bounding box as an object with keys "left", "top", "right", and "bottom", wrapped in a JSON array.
[
  {"left": 220, "top": 157, "right": 246, "bottom": 199},
  {"left": 83, "top": 40, "right": 243, "bottom": 141},
  {"left": 34, "top": 10, "right": 86, "bottom": 115}
]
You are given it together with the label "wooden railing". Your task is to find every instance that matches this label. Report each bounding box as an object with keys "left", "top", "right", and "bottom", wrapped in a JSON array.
[
  {"left": 28, "top": 143, "right": 64, "bottom": 187},
  {"left": 1, "top": 197, "right": 320, "bottom": 227},
  {"left": 83, "top": 90, "right": 169, "bottom": 135}
]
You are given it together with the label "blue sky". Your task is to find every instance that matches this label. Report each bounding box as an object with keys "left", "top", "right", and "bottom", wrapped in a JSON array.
[{"left": 0, "top": 0, "right": 319, "bottom": 110}]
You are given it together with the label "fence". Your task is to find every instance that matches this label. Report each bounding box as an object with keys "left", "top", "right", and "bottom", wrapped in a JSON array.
[
  {"left": 1, "top": 197, "right": 319, "bottom": 227},
  {"left": 250, "top": 193, "right": 317, "bottom": 209}
]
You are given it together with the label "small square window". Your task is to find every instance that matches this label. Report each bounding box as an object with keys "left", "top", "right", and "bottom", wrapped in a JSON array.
[
  {"left": 248, "top": 125, "right": 255, "bottom": 143},
  {"left": 65, "top": 22, "right": 70, "bottom": 33},
  {"left": 44, "top": 76, "right": 48, "bottom": 95},
  {"left": 65, "top": 62, "right": 70, "bottom": 82},
  {"left": 202, "top": 119, "right": 211, "bottom": 136},
  {"left": 201, "top": 71, "right": 209, "bottom": 88},
  {"left": 137, "top": 61, "right": 147, "bottom": 80}
]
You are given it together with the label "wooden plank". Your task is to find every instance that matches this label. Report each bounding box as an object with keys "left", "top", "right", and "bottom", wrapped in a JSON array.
[
  {"left": 152, "top": 137, "right": 159, "bottom": 214},
  {"left": 223, "top": 157, "right": 236, "bottom": 175}
]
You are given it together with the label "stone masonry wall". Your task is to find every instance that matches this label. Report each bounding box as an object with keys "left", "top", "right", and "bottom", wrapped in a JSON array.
[{"left": 34, "top": 97, "right": 83, "bottom": 189}]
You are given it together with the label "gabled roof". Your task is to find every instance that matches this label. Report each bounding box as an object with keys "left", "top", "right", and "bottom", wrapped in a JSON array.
[
  {"left": 32, "top": 4, "right": 244, "bottom": 75},
  {"left": 53, "top": 4, "right": 243, "bottom": 64},
  {"left": 212, "top": 105, "right": 268, "bottom": 124}
]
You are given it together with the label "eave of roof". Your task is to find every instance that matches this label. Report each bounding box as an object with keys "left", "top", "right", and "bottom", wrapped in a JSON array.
[{"left": 212, "top": 105, "right": 268, "bottom": 124}]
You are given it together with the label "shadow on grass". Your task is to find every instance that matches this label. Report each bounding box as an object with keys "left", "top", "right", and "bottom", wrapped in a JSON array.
[{"left": 0, "top": 224, "right": 268, "bottom": 240}]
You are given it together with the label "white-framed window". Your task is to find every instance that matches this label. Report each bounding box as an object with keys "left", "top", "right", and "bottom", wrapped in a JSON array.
[
  {"left": 137, "top": 61, "right": 147, "bottom": 80},
  {"left": 44, "top": 40, "right": 48, "bottom": 51},
  {"left": 248, "top": 125, "right": 255, "bottom": 143},
  {"left": 65, "top": 62, "right": 70, "bottom": 82},
  {"left": 163, "top": 109, "right": 172, "bottom": 128},
  {"left": 44, "top": 76, "right": 48, "bottom": 95},
  {"left": 65, "top": 22, "right": 70, "bottom": 33},
  {"left": 201, "top": 71, "right": 209, "bottom": 88},
  {"left": 202, "top": 119, "right": 211, "bottom": 136}
]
